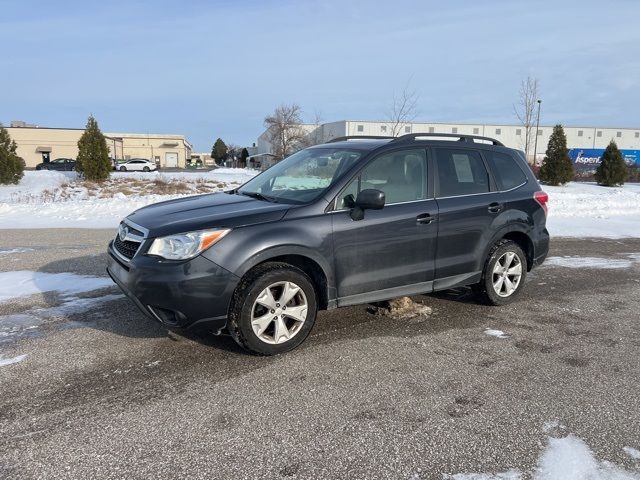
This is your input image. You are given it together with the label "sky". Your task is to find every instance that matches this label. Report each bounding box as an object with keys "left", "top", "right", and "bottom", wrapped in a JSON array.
[{"left": 1, "top": 0, "right": 639, "bottom": 151}]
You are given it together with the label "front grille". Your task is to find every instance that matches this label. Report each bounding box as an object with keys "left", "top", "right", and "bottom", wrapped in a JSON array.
[{"left": 113, "top": 235, "right": 141, "bottom": 260}]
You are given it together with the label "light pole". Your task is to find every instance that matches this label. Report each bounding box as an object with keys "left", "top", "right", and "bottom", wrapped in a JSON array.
[{"left": 533, "top": 99, "right": 542, "bottom": 164}]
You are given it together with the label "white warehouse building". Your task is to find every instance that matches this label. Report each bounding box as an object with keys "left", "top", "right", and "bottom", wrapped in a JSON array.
[{"left": 257, "top": 120, "right": 640, "bottom": 162}]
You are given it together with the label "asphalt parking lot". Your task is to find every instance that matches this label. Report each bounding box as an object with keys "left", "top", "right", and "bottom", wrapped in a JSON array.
[{"left": 1, "top": 230, "right": 639, "bottom": 479}]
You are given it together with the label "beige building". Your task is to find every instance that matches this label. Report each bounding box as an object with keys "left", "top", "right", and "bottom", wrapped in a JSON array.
[{"left": 6, "top": 124, "right": 192, "bottom": 168}]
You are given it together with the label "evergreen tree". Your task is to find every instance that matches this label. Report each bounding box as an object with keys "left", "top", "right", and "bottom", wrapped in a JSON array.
[
  {"left": 595, "top": 140, "right": 627, "bottom": 186},
  {"left": 240, "top": 147, "right": 249, "bottom": 167},
  {"left": 0, "top": 125, "right": 24, "bottom": 185},
  {"left": 538, "top": 124, "right": 574, "bottom": 186},
  {"left": 211, "top": 138, "right": 228, "bottom": 166},
  {"left": 76, "top": 115, "right": 111, "bottom": 182}
]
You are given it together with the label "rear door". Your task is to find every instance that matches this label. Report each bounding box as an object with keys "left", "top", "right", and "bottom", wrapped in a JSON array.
[
  {"left": 432, "top": 146, "right": 503, "bottom": 286},
  {"left": 331, "top": 148, "right": 438, "bottom": 304}
]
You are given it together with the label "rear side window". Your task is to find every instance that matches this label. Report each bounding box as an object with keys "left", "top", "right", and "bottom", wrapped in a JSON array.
[
  {"left": 435, "top": 148, "right": 489, "bottom": 197},
  {"left": 484, "top": 151, "right": 527, "bottom": 190}
]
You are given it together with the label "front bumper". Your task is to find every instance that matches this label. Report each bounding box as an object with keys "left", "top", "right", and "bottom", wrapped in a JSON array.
[{"left": 107, "top": 241, "right": 240, "bottom": 333}]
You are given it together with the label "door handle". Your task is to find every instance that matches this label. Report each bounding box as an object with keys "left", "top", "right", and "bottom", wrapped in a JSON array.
[
  {"left": 488, "top": 202, "right": 503, "bottom": 214},
  {"left": 416, "top": 213, "right": 436, "bottom": 224}
]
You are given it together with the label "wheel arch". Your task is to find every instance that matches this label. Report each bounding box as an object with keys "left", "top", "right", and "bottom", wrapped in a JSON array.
[
  {"left": 235, "top": 248, "right": 334, "bottom": 311},
  {"left": 487, "top": 227, "right": 535, "bottom": 272}
]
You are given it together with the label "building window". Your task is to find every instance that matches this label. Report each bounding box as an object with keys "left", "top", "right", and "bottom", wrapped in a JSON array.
[
  {"left": 636, "top": 132, "right": 639, "bottom": 138},
  {"left": 616, "top": 131, "right": 622, "bottom": 138},
  {"left": 597, "top": 131, "right": 602, "bottom": 137},
  {"left": 473, "top": 127, "right": 480, "bottom": 134},
  {"left": 515, "top": 129, "right": 521, "bottom": 136},
  {"left": 537, "top": 129, "right": 543, "bottom": 136},
  {"left": 429, "top": 127, "right": 435, "bottom": 133},
  {"left": 381, "top": 125, "right": 387, "bottom": 133},
  {"left": 357, "top": 125, "right": 364, "bottom": 132},
  {"left": 495, "top": 128, "right": 501, "bottom": 135},
  {"left": 452, "top": 127, "right": 458, "bottom": 134},
  {"left": 578, "top": 130, "right": 583, "bottom": 137},
  {"left": 405, "top": 126, "right": 411, "bottom": 133}
]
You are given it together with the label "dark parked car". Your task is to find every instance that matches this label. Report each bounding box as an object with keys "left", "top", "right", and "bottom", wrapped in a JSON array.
[
  {"left": 35, "top": 158, "right": 76, "bottom": 171},
  {"left": 107, "top": 133, "right": 549, "bottom": 355}
]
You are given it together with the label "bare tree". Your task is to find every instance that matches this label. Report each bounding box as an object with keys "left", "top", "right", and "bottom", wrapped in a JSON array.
[
  {"left": 264, "top": 104, "right": 308, "bottom": 159},
  {"left": 309, "top": 110, "right": 324, "bottom": 146},
  {"left": 514, "top": 76, "right": 539, "bottom": 162},
  {"left": 387, "top": 84, "right": 419, "bottom": 137}
]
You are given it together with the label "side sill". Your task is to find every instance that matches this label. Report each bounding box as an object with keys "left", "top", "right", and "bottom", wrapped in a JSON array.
[{"left": 337, "top": 281, "right": 434, "bottom": 308}]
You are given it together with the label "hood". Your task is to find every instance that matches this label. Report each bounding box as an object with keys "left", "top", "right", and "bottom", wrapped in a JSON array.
[{"left": 126, "top": 192, "right": 290, "bottom": 237}]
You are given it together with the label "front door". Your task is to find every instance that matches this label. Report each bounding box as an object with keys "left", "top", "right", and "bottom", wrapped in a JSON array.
[
  {"left": 331, "top": 148, "right": 438, "bottom": 305},
  {"left": 165, "top": 152, "right": 178, "bottom": 168}
]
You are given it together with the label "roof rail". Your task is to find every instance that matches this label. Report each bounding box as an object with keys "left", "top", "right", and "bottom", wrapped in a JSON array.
[
  {"left": 391, "top": 133, "right": 504, "bottom": 146},
  {"left": 328, "top": 135, "right": 393, "bottom": 143}
]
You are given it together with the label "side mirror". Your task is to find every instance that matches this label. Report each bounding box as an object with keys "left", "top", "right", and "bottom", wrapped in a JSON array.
[{"left": 350, "top": 189, "right": 385, "bottom": 221}]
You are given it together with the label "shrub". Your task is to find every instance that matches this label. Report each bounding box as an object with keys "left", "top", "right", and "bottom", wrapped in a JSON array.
[
  {"left": 538, "top": 124, "right": 574, "bottom": 186},
  {"left": 595, "top": 141, "right": 628, "bottom": 186},
  {"left": 76, "top": 115, "right": 111, "bottom": 182},
  {"left": 0, "top": 125, "right": 25, "bottom": 185}
]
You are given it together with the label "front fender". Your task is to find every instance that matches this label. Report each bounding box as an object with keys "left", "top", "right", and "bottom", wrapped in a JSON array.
[{"left": 201, "top": 214, "right": 335, "bottom": 291}]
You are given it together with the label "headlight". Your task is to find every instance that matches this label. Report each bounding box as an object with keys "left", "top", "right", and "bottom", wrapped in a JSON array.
[{"left": 146, "top": 229, "right": 230, "bottom": 260}]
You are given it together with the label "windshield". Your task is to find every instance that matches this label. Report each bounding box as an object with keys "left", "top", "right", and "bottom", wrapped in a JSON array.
[{"left": 237, "top": 147, "right": 363, "bottom": 204}]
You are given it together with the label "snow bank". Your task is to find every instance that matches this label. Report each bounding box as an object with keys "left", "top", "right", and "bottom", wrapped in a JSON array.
[
  {"left": 0, "top": 169, "right": 258, "bottom": 229},
  {"left": 545, "top": 182, "right": 640, "bottom": 238},
  {"left": 1, "top": 173, "right": 640, "bottom": 236},
  {"left": 0, "top": 170, "right": 73, "bottom": 203},
  {"left": 0, "top": 271, "right": 113, "bottom": 303}
]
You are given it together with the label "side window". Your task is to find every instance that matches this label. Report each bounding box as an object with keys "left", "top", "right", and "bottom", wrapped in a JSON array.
[
  {"left": 337, "top": 149, "right": 427, "bottom": 208},
  {"left": 484, "top": 151, "right": 527, "bottom": 191},
  {"left": 435, "top": 148, "right": 489, "bottom": 197}
]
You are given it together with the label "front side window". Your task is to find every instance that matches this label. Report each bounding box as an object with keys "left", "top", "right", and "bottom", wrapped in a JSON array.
[
  {"left": 435, "top": 148, "right": 489, "bottom": 197},
  {"left": 337, "top": 149, "right": 427, "bottom": 208},
  {"left": 484, "top": 151, "right": 527, "bottom": 191},
  {"left": 238, "top": 147, "right": 363, "bottom": 204}
]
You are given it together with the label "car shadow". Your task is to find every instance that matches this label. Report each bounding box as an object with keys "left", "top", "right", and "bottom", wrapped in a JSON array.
[{"left": 33, "top": 253, "right": 246, "bottom": 354}]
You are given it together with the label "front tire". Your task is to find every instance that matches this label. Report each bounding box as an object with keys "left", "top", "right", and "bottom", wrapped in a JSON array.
[
  {"left": 473, "top": 239, "right": 527, "bottom": 306},
  {"left": 228, "top": 262, "right": 318, "bottom": 355},
  {"left": 119, "top": 166, "right": 127, "bottom": 172}
]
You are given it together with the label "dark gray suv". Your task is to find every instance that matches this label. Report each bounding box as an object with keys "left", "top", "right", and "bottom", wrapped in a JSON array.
[{"left": 107, "top": 133, "right": 549, "bottom": 355}]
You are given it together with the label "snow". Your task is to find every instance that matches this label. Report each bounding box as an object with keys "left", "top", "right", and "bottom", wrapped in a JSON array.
[
  {"left": 0, "top": 293, "right": 122, "bottom": 342},
  {"left": 0, "top": 354, "right": 27, "bottom": 367},
  {"left": 0, "top": 247, "right": 34, "bottom": 255},
  {"left": 0, "top": 271, "right": 114, "bottom": 303},
  {"left": 1, "top": 173, "right": 639, "bottom": 235},
  {"left": 444, "top": 434, "right": 640, "bottom": 480},
  {"left": 0, "top": 168, "right": 258, "bottom": 229},
  {"left": 623, "top": 447, "right": 640, "bottom": 460},
  {"left": 543, "top": 256, "right": 636, "bottom": 269},
  {"left": 545, "top": 182, "right": 640, "bottom": 238},
  {"left": 484, "top": 328, "right": 508, "bottom": 339}
]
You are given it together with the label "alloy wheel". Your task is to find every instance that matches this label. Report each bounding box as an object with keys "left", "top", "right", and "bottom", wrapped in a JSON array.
[
  {"left": 251, "top": 281, "right": 308, "bottom": 344},
  {"left": 492, "top": 251, "right": 522, "bottom": 297}
]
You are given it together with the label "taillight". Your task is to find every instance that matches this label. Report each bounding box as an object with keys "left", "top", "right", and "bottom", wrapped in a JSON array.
[{"left": 534, "top": 191, "right": 549, "bottom": 216}]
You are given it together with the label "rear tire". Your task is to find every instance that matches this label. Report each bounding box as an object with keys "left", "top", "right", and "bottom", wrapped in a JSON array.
[
  {"left": 473, "top": 239, "right": 527, "bottom": 306},
  {"left": 143, "top": 166, "right": 150, "bottom": 172},
  {"left": 228, "top": 262, "right": 318, "bottom": 355}
]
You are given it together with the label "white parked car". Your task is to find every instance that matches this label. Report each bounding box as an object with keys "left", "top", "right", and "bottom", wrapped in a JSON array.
[{"left": 117, "top": 159, "right": 158, "bottom": 172}]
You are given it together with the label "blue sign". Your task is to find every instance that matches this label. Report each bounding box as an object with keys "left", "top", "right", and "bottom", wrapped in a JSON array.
[{"left": 568, "top": 148, "right": 640, "bottom": 171}]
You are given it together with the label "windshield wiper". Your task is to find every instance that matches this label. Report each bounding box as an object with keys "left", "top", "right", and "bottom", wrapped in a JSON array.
[{"left": 237, "top": 191, "right": 277, "bottom": 203}]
